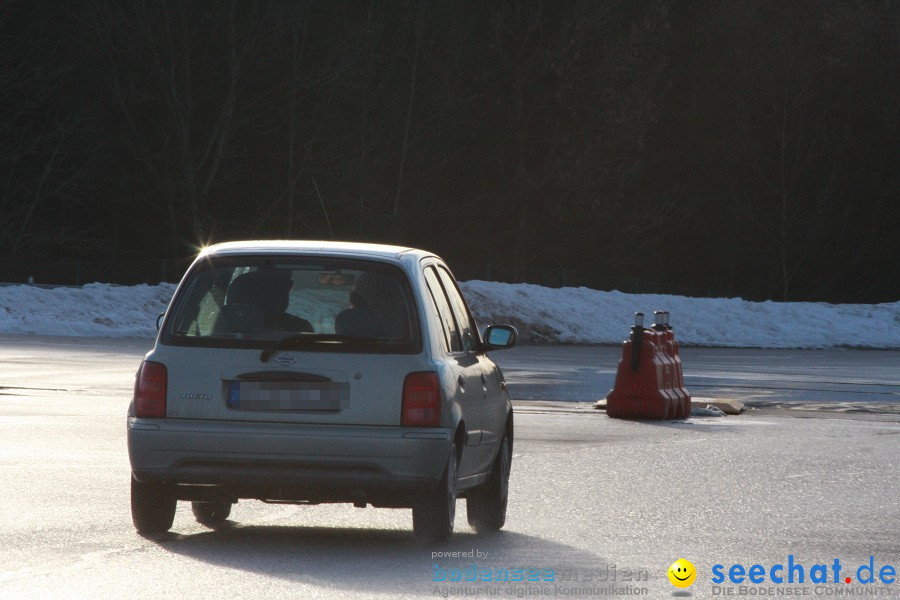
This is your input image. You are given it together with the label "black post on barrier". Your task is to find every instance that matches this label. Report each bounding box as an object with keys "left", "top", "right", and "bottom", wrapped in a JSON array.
[
  {"left": 654, "top": 310, "right": 671, "bottom": 331},
  {"left": 630, "top": 312, "right": 645, "bottom": 371},
  {"left": 652, "top": 310, "right": 665, "bottom": 332}
]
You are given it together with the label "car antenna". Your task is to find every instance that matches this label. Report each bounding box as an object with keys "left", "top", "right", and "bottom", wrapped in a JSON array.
[{"left": 311, "top": 175, "right": 334, "bottom": 240}]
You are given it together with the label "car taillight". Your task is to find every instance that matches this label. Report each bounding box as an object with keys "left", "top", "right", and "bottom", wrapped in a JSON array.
[
  {"left": 134, "top": 361, "right": 167, "bottom": 418},
  {"left": 401, "top": 371, "right": 441, "bottom": 427}
]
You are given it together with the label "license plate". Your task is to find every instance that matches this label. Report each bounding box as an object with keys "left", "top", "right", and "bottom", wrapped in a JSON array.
[{"left": 227, "top": 381, "right": 349, "bottom": 411}]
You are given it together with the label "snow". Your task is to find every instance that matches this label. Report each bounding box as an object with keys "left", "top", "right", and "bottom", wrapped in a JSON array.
[
  {"left": 0, "top": 280, "right": 897, "bottom": 349},
  {"left": 0, "top": 283, "right": 176, "bottom": 338},
  {"left": 690, "top": 405, "right": 727, "bottom": 417},
  {"left": 460, "top": 281, "right": 900, "bottom": 348}
]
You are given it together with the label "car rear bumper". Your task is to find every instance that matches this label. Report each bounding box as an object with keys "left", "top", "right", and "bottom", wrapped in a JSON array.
[{"left": 127, "top": 417, "right": 453, "bottom": 506}]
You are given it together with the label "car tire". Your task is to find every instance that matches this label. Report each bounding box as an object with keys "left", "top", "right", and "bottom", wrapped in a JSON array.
[
  {"left": 466, "top": 432, "right": 510, "bottom": 533},
  {"left": 131, "top": 474, "right": 176, "bottom": 535},
  {"left": 412, "top": 443, "right": 457, "bottom": 542},
  {"left": 191, "top": 501, "right": 232, "bottom": 525}
]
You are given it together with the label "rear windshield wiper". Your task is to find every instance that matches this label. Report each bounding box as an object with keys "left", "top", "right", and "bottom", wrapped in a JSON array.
[{"left": 260, "top": 334, "right": 384, "bottom": 362}]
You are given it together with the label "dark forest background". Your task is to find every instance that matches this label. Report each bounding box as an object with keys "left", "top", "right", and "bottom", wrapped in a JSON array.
[{"left": 1, "top": 0, "right": 897, "bottom": 302}]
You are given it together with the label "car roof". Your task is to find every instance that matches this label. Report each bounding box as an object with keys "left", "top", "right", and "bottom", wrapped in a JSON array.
[{"left": 198, "top": 240, "right": 434, "bottom": 262}]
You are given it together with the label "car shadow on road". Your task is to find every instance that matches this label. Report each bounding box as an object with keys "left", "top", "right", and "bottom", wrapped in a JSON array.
[{"left": 152, "top": 521, "right": 621, "bottom": 595}]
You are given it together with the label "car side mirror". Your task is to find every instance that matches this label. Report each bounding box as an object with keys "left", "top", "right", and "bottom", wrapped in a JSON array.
[{"left": 484, "top": 325, "right": 517, "bottom": 350}]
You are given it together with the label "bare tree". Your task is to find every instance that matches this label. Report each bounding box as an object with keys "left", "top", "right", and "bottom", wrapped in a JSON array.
[
  {"left": 297, "top": 1, "right": 477, "bottom": 239},
  {"left": 0, "top": 2, "right": 99, "bottom": 258},
  {"left": 728, "top": 2, "right": 868, "bottom": 300},
  {"left": 483, "top": 0, "right": 674, "bottom": 273},
  {"left": 90, "top": 0, "right": 268, "bottom": 256}
]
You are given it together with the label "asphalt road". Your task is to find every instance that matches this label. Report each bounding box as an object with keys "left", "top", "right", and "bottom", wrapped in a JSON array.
[
  {"left": 1, "top": 335, "right": 898, "bottom": 599},
  {"left": 494, "top": 345, "right": 900, "bottom": 412}
]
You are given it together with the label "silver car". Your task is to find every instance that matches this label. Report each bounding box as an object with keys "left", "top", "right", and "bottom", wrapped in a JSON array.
[{"left": 127, "top": 241, "right": 517, "bottom": 541}]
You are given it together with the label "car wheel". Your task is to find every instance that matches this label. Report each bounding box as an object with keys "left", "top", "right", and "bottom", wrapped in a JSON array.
[
  {"left": 413, "top": 443, "right": 457, "bottom": 542},
  {"left": 191, "top": 501, "right": 232, "bottom": 525},
  {"left": 131, "top": 474, "right": 176, "bottom": 535},
  {"left": 466, "top": 432, "right": 510, "bottom": 533}
]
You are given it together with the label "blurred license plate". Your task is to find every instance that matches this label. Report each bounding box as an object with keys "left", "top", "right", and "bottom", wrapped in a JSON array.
[{"left": 228, "top": 381, "right": 349, "bottom": 411}]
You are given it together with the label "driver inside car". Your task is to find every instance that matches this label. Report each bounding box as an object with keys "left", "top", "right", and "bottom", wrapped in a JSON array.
[{"left": 227, "top": 269, "right": 313, "bottom": 334}]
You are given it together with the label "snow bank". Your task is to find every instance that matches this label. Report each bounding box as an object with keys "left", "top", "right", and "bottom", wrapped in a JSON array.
[
  {"left": 0, "top": 283, "right": 176, "bottom": 338},
  {"left": 458, "top": 281, "right": 900, "bottom": 349},
  {"left": 0, "top": 280, "right": 897, "bottom": 349}
]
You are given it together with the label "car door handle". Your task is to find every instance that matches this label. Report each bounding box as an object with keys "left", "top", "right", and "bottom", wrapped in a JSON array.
[{"left": 457, "top": 375, "right": 466, "bottom": 388}]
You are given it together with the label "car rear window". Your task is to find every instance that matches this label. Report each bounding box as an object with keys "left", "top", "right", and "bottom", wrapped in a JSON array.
[{"left": 160, "top": 255, "right": 420, "bottom": 353}]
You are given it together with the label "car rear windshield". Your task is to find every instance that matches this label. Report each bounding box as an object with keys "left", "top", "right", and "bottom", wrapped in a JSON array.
[{"left": 160, "top": 255, "right": 421, "bottom": 353}]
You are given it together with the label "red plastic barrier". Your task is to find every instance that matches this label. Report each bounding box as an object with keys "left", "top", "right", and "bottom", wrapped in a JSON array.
[
  {"left": 606, "top": 311, "right": 690, "bottom": 420},
  {"left": 667, "top": 319, "right": 691, "bottom": 417},
  {"left": 655, "top": 311, "right": 691, "bottom": 417}
]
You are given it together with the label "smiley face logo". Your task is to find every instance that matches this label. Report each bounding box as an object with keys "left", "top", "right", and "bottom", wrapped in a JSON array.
[{"left": 668, "top": 558, "right": 696, "bottom": 588}]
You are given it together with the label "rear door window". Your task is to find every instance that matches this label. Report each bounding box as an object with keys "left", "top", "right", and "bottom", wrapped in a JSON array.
[
  {"left": 423, "top": 266, "right": 462, "bottom": 353},
  {"left": 435, "top": 267, "right": 478, "bottom": 352}
]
